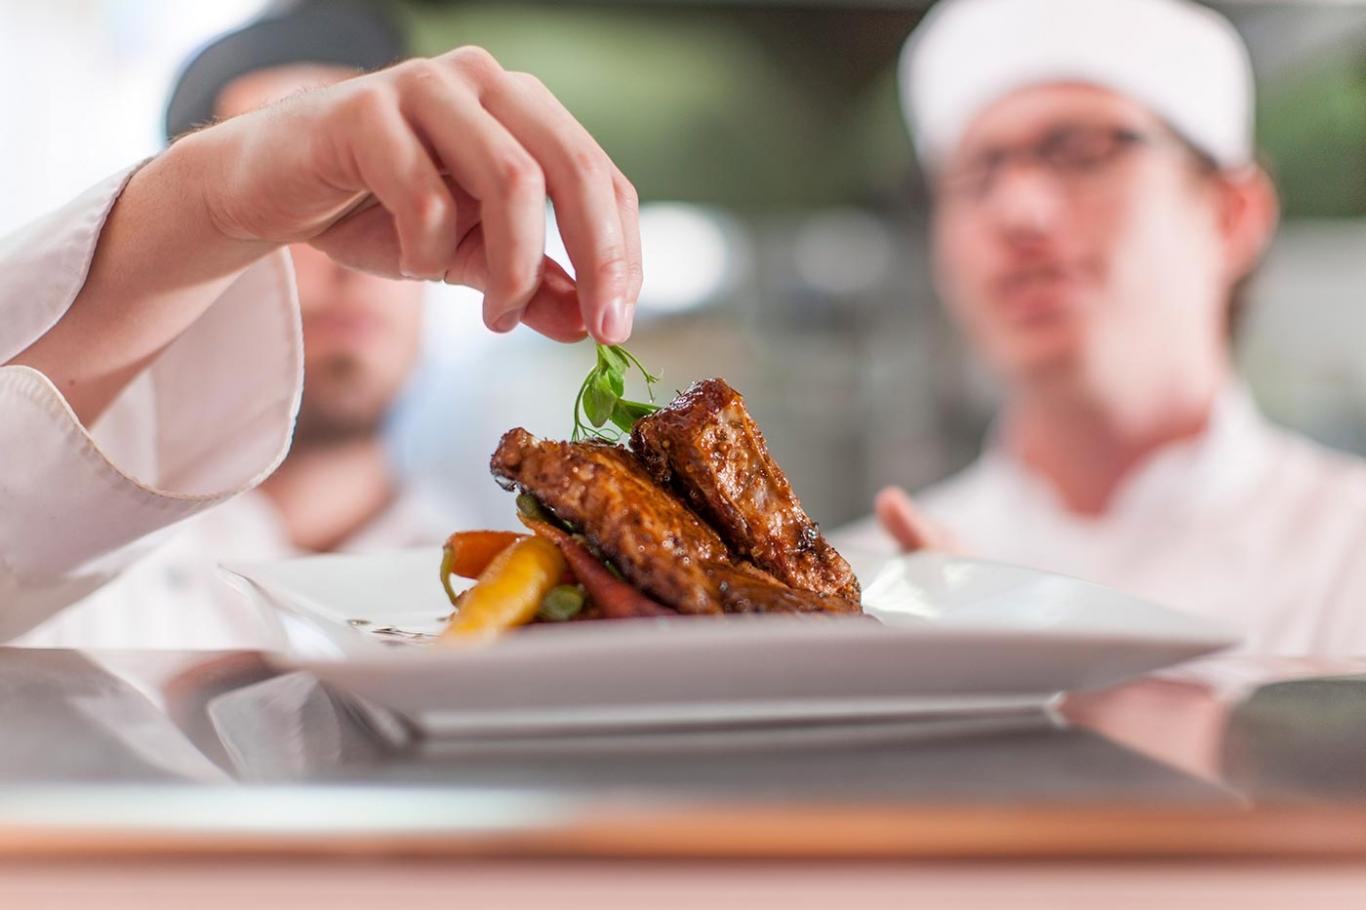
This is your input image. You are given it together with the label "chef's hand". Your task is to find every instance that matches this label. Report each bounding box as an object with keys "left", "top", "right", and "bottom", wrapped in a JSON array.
[
  {"left": 875, "top": 486, "right": 961, "bottom": 552},
  {"left": 190, "top": 46, "right": 641, "bottom": 343},
  {"left": 10, "top": 46, "right": 642, "bottom": 426}
]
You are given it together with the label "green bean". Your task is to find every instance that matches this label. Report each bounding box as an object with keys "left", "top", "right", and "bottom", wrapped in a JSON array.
[
  {"left": 538, "top": 584, "right": 586, "bottom": 622},
  {"left": 516, "top": 493, "right": 547, "bottom": 521}
]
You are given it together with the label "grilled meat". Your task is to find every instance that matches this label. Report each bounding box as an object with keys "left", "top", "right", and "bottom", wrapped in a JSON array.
[
  {"left": 491, "top": 428, "right": 728, "bottom": 614},
  {"left": 630, "top": 379, "right": 861, "bottom": 602},
  {"left": 710, "top": 562, "right": 862, "bottom": 615},
  {"left": 490, "top": 428, "right": 860, "bottom": 616}
]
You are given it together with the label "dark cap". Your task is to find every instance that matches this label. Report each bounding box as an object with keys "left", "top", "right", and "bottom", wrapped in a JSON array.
[{"left": 164, "top": 1, "right": 407, "bottom": 142}]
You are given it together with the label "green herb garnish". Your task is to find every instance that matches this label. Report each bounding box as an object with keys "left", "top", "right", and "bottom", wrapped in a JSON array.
[{"left": 572, "top": 343, "right": 661, "bottom": 441}]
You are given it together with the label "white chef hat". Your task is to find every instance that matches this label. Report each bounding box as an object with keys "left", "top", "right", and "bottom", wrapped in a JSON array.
[{"left": 901, "top": 0, "right": 1256, "bottom": 171}]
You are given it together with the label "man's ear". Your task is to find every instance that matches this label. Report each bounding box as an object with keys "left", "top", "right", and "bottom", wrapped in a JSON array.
[{"left": 1217, "top": 165, "right": 1280, "bottom": 284}]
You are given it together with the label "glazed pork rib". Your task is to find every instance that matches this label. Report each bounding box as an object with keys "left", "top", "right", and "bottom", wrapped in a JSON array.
[
  {"left": 491, "top": 428, "right": 726, "bottom": 614},
  {"left": 490, "top": 428, "right": 859, "bottom": 616},
  {"left": 631, "top": 379, "right": 861, "bottom": 602}
]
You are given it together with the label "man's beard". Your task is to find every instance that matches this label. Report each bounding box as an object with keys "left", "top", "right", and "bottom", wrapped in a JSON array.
[{"left": 292, "top": 355, "right": 389, "bottom": 448}]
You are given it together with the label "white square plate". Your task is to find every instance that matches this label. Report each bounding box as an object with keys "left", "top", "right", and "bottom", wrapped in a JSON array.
[{"left": 221, "top": 549, "right": 1237, "bottom": 738}]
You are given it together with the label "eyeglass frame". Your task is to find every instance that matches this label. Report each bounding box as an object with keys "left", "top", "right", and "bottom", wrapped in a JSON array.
[{"left": 933, "top": 122, "right": 1213, "bottom": 207}]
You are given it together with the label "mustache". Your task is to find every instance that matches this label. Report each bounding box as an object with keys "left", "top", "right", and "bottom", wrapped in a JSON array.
[{"left": 992, "top": 262, "right": 1082, "bottom": 294}]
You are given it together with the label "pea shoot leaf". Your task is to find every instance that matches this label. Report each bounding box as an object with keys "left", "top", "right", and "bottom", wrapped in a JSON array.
[
  {"left": 610, "top": 399, "right": 656, "bottom": 434},
  {"left": 584, "top": 372, "right": 618, "bottom": 427},
  {"left": 599, "top": 345, "right": 630, "bottom": 375},
  {"left": 572, "top": 343, "right": 662, "bottom": 441}
]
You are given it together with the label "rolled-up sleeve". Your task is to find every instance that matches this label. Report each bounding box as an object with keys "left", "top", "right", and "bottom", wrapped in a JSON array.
[{"left": 0, "top": 164, "right": 303, "bottom": 640}]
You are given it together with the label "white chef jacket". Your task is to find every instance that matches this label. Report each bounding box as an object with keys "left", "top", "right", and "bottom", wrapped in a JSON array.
[
  {"left": 834, "top": 387, "right": 1366, "bottom": 655},
  {"left": 1, "top": 164, "right": 455, "bottom": 650},
  {"left": 0, "top": 162, "right": 304, "bottom": 645}
]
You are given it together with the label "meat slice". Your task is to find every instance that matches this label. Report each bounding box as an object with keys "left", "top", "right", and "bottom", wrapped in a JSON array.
[
  {"left": 490, "top": 428, "right": 860, "bottom": 616},
  {"left": 710, "top": 563, "right": 862, "bottom": 616},
  {"left": 491, "top": 428, "right": 729, "bottom": 614},
  {"left": 630, "top": 379, "right": 861, "bottom": 602}
]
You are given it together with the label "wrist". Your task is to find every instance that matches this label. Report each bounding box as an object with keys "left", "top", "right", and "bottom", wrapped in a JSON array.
[{"left": 166, "top": 127, "right": 275, "bottom": 255}]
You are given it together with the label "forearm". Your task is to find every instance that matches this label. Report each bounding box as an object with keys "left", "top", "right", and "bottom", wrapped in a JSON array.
[{"left": 7, "top": 134, "right": 277, "bottom": 424}]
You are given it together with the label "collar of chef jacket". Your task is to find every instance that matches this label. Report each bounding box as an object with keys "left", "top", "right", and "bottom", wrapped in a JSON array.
[{"left": 963, "top": 383, "right": 1276, "bottom": 529}]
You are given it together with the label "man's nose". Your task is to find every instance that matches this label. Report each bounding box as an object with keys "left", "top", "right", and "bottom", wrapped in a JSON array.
[{"left": 983, "top": 164, "right": 1066, "bottom": 240}]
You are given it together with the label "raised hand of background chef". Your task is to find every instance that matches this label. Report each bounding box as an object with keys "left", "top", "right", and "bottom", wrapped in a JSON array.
[
  {"left": 874, "top": 486, "right": 962, "bottom": 553},
  {"left": 12, "top": 47, "right": 641, "bottom": 424}
]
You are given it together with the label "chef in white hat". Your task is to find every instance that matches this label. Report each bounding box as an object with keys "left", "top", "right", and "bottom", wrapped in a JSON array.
[{"left": 837, "top": 0, "right": 1366, "bottom": 654}]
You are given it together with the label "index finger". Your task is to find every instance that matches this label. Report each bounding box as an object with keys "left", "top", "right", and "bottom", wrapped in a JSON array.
[
  {"left": 478, "top": 70, "right": 639, "bottom": 344},
  {"left": 875, "top": 486, "right": 934, "bottom": 552}
]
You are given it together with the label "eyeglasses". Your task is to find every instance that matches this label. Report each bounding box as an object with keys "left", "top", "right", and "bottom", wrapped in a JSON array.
[{"left": 937, "top": 124, "right": 1161, "bottom": 206}]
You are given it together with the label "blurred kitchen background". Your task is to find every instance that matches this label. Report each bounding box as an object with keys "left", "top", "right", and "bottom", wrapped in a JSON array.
[{"left": 4, "top": 0, "right": 1365, "bottom": 530}]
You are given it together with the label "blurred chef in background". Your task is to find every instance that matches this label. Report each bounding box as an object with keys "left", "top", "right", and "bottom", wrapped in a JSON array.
[
  {"left": 2, "top": 6, "right": 641, "bottom": 646},
  {"left": 838, "top": 0, "right": 1366, "bottom": 653}
]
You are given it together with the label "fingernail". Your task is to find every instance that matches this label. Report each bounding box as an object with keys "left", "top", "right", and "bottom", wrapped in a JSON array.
[
  {"left": 402, "top": 265, "right": 438, "bottom": 282},
  {"left": 493, "top": 308, "right": 523, "bottom": 333},
  {"left": 599, "top": 297, "right": 632, "bottom": 343}
]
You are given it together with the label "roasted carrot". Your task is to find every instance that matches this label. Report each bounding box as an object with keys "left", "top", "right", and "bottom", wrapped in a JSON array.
[
  {"left": 517, "top": 514, "right": 676, "bottom": 619},
  {"left": 442, "top": 536, "right": 566, "bottom": 639},
  {"left": 443, "top": 531, "right": 526, "bottom": 579}
]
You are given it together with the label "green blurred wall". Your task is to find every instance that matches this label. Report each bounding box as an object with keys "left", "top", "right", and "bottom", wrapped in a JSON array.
[{"left": 396, "top": 1, "right": 918, "bottom": 210}]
